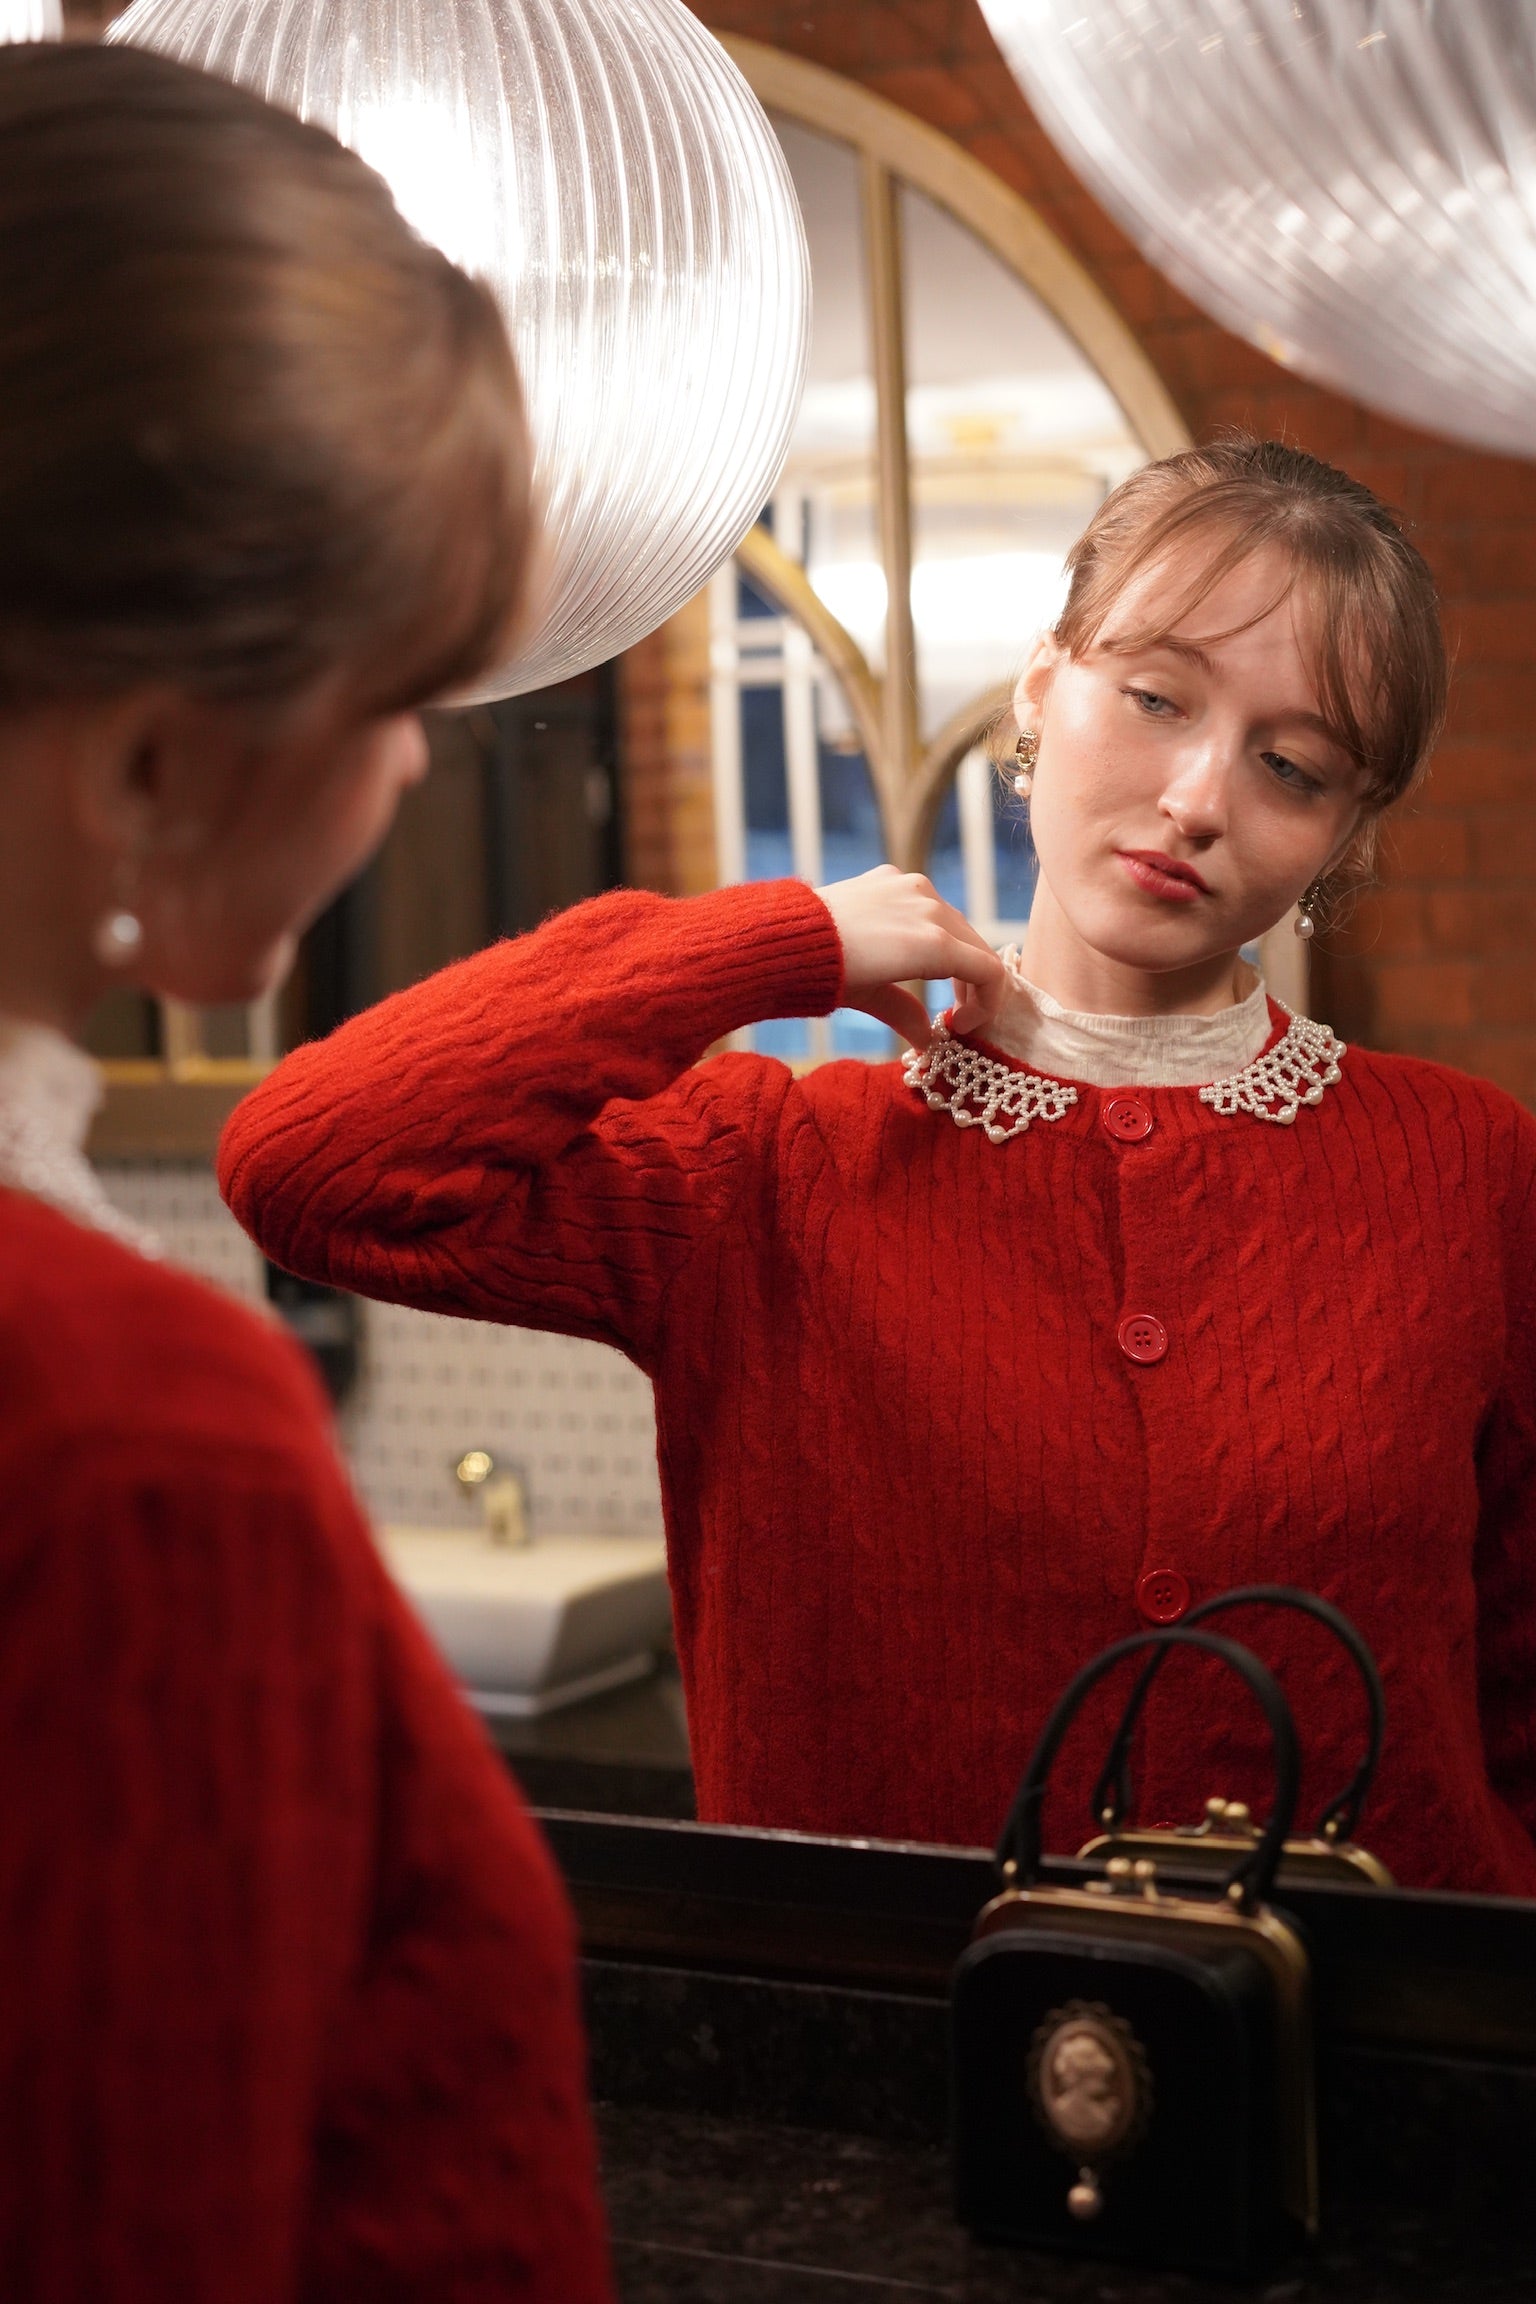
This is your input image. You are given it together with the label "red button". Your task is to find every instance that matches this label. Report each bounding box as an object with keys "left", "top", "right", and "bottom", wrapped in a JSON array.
[
  {"left": 1103, "top": 1097, "right": 1154, "bottom": 1143},
  {"left": 1136, "top": 1568, "right": 1191, "bottom": 1625},
  {"left": 1117, "top": 1312, "right": 1168, "bottom": 1365}
]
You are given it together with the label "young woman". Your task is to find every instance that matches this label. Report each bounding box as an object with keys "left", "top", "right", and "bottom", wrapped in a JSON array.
[
  {"left": 0, "top": 44, "right": 610, "bottom": 2301},
  {"left": 222, "top": 440, "right": 1536, "bottom": 1901}
]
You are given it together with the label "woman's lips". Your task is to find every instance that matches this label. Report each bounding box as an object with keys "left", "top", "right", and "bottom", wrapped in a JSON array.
[{"left": 1117, "top": 849, "right": 1210, "bottom": 904}]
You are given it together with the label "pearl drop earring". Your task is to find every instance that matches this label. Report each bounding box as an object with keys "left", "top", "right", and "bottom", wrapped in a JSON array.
[
  {"left": 92, "top": 907, "right": 145, "bottom": 966},
  {"left": 1294, "top": 882, "right": 1324, "bottom": 941},
  {"left": 92, "top": 856, "right": 146, "bottom": 968},
  {"left": 1013, "top": 728, "right": 1039, "bottom": 799}
]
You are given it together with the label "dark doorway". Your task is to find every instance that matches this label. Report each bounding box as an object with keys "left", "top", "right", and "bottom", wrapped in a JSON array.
[{"left": 292, "top": 661, "right": 622, "bottom": 1044}]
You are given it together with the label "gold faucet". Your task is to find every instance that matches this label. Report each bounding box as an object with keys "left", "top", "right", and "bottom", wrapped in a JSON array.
[{"left": 453, "top": 1448, "right": 532, "bottom": 1548}]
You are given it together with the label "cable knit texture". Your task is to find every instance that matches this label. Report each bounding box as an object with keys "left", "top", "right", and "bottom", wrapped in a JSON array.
[
  {"left": 0, "top": 1188, "right": 612, "bottom": 2302},
  {"left": 220, "top": 880, "right": 1536, "bottom": 1896}
]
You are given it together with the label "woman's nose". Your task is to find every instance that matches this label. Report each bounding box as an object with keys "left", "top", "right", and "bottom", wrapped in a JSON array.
[{"left": 1159, "top": 756, "right": 1229, "bottom": 841}]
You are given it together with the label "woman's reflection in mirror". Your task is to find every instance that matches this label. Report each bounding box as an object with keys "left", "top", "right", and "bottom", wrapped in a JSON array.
[{"left": 224, "top": 439, "right": 1536, "bottom": 1900}]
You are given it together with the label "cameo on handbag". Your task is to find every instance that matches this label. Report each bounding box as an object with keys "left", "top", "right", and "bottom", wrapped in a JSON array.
[{"left": 1027, "top": 2000, "right": 1152, "bottom": 2221}]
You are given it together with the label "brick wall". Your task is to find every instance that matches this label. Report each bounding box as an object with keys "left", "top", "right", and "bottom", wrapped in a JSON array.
[
  {"left": 687, "top": 0, "right": 1536, "bottom": 1101},
  {"left": 618, "top": 590, "right": 719, "bottom": 899}
]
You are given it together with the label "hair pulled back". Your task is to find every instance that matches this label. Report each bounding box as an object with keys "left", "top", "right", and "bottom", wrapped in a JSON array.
[
  {"left": 1054, "top": 436, "right": 1447, "bottom": 813},
  {"left": 0, "top": 42, "right": 531, "bottom": 715}
]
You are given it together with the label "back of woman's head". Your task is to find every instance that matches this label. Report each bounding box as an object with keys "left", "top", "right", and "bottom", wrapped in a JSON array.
[
  {"left": 1055, "top": 436, "right": 1447, "bottom": 816},
  {"left": 0, "top": 41, "right": 530, "bottom": 714}
]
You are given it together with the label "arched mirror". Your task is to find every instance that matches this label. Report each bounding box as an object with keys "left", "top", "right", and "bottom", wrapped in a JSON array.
[{"left": 80, "top": 45, "right": 1298, "bottom": 1829}]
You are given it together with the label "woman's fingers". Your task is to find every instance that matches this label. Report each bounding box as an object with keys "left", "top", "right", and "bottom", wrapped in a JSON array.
[
  {"left": 949, "top": 966, "right": 1005, "bottom": 1035},
  {"left": 817, "top": 868, "right": 1005, "bottom": 1021}
]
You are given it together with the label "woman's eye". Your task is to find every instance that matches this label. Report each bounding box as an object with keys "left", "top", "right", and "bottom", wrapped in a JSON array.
[
  {"left": 1127, "top": 687, "right": 1175, "bottom": 716},
  {"left": 1261, "top": 749, "right": 1321, "bottom": 793}
]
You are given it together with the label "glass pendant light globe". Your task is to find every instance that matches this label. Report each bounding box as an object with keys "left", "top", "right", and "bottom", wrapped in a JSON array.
[
  {"left": 978, "top": 0, "right": 1536, "bottom": 463},
  {"left": 109, "top": 0, "right": 809, "bottom": 698},
  {"left": 1, "top": 1, "right": 63, "bottom": 36}
]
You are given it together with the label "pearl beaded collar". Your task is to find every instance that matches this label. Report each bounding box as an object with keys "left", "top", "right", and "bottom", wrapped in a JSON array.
[{"left": 904, "top": 1005, "right": 1346, "bottom": 1143}]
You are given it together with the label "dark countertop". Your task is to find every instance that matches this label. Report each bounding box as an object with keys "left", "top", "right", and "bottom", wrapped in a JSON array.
[
  {"left": 597, "top": 2103, "right": 1536, "bottom": 2303},
  {"left": 483, "top": 1658, "right": 694, "bottom": 1817}
]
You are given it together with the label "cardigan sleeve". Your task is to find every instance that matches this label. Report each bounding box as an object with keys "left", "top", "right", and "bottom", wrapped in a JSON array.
[
  {"left": 218, "top": 878, "right": 844, "bottom": 1367},
  {"left": 1474, "top": 1101, "right": 1536, "bottom": 1851},
  {"left": 0, "top": 1417, "right": 611, "bottom": 2303}
]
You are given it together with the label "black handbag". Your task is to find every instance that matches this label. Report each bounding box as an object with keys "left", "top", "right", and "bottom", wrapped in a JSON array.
[
  {"left": 952, "top": 1627, "right": 1316, "bottom": 2277},
  {"left": 1081, "top": 1585, "right": 1394, "bottom": 1889}
]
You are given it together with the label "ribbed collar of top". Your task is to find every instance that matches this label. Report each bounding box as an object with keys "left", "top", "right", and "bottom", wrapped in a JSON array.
[
  {"left": 903, "top": 955, "right": 1347, "bottom": 1140},
  {"left": 984, "top": 951, "right": 1271, "bottom": 1089},
  {"left": 0, "top": 1015, "right": 156, "bottom": 1250}
]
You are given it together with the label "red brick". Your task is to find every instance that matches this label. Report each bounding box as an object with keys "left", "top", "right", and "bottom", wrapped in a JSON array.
[
  {"left": 1191, "top": 388, "right": 1272, "bottom": 438},
  {"left": 1425, "top": 741, "right": 1536, "bottom": 808},
  {"left": 1252, "top": 393, "right": 1365, "bottom": 461},
  {"left": 1047, "top": 189, "right": 1141, "bottom": 266},
  {"left": 1425, "top": 889, "right": 1536, "bottom": 956},
  {"left": 1359, "top": 406, "right": 1444, "bottom": 457},
  {"left": 1446, "top": 667, "right": 1536, "bottom": 737},
  {"left": 1165, "top": 328, "right": 1281, "bottom": 396},
  {"left": 1443, "top": 600, "right": 1536, "bottom": 665},
  {"left": 1428, "top": 527, "right": 1536, "bottom": 596},
  {"left": 1354, "top": 887, "right": 1430, "bottom": 958},
  {"left": 851, "top": 9, "right": 945, "bottom": 65},
  {"left": 1470, "top": 806, "right": 1536, "bottom": 882},
  {"left": 1423, "top": 456, "right": 1536, "bottom": 525},
  {"left": 1336, "top": 456, "right": 1414, "bottom": 514},
  {"left": 865, "top": 62, "right": 983, "bottom": 132},
  {"left": 774, "top": 13, "right": 871, "bottom": 69},
  {"left": 1373, "top": 960, "right": 1477, "bottom": 1034},
  {"left": 1472, "top": 965, "right": 1536, "bottom": 1029},
  {"left": 892, "top": 0, "right": 967, "bottom": 49},
  {"left": 1379, "top": 812, "right": 1471, "bottom": 882},
  {"left": 959, "top": 127, "right": 1040, "bottom": 203},
  {"left": 950, "top": 54, "right": 1027, "bottom": 115},
  {"left": 1094, "top": 257, "right": 1168, "bottom": 331}
]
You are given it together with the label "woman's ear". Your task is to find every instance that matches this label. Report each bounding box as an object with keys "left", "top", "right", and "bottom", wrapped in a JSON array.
[
  {"left": 63, "top": 688, "right": 183, "bottom": 863},
  {"left": 1014, "top": 633, "right": 1062, "bottom": 734}
]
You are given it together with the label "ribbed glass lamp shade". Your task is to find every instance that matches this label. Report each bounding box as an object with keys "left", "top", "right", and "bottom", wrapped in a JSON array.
[
  {"left": 1, "top": 0, "right": 63, "bottom": 36},
  {"left": 978, "top": 0, "right": 1536, "bottom": 462},
  {"left": 110, "top": 0, "right": 809, "bottom": 698}
]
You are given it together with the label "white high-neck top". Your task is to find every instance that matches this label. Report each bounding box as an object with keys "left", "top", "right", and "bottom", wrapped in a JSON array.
[
  {"left": 0, "top": 1014, "right": 153, "bottom": 1248},
  {"left": 983, "top": 952, "right": 1273, "bottom": 1090}
]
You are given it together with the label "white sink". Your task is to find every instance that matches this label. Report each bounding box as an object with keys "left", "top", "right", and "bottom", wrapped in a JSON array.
[{"left": 380, "top": 1528, "right": 671, "bottom": 1716}]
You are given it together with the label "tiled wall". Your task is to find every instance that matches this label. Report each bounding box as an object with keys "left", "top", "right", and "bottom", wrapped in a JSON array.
[{"left": 99, "top": 1162, "right": 665, "bottom": 1536}]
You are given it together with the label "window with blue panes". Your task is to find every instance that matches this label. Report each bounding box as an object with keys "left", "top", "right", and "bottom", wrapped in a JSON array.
[{"left": 706, "top": 105, "right": 1148, "bottom": 1063}]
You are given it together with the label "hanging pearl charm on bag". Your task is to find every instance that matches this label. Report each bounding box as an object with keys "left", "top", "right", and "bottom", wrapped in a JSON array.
[{"left": 1013, "top": 728, "right": 1039, "bottom": 799}]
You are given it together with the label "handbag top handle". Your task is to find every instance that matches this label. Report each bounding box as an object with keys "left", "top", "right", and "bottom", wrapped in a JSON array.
[
  {"left": 1091, "top": 1585, "right": 1385, "bottom": 1848},
  {"left": 996, "top": 1627, "right": 1300, "bottom": 1912}
]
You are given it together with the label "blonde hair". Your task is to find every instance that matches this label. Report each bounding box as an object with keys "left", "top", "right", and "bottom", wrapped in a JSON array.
[{"left": 0, "top": 43, "right": 531, "bottom": 715}]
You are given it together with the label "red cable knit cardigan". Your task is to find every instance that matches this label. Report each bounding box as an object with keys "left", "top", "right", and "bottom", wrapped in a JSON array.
[
  {"left": 219, "top": 878, "right": 1536, "bottom": 1898},
  {"left": 0, "top": 1189, "right": 611, "bottom": 2302}
]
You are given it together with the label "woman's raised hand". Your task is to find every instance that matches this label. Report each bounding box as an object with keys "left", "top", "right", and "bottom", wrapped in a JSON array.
[{"left": 815, "top": 866, "right": 1006, "bottom": 1050}]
